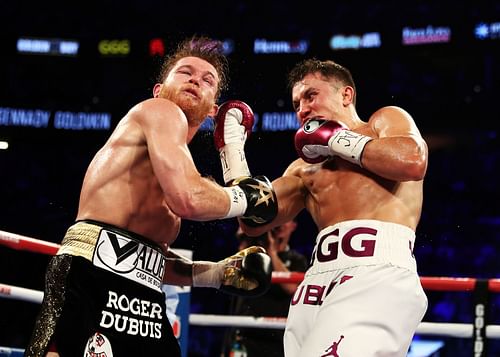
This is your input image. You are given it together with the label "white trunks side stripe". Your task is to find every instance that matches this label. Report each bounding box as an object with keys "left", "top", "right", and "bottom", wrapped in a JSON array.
[
  {"left": 308, "top": 219, "right": 417, "bottom": 275},
  {"left": 92, "top": 229, "right": 166, "bottom": 292}
]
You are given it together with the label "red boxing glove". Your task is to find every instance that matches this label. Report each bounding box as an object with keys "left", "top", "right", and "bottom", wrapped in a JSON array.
[
  {"left": 214, "top": 100, "right": 255, "bottom": 183},
  {"left": 214, "top": 100, "right": 254, "bottom": 150},
  {"left": 294, "top": 118, "right": 347, "bottom": 163}
]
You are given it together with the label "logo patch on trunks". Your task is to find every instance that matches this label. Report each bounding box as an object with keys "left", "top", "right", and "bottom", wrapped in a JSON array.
[
  {"left": 93, "top": 230, "right": 166, "bottom": 291},
  {"left": 83, "top": 332, "right": 113, "bottom": 357},
  {"left": 321, "top": 335, "right": 344, "bottom": 357}
]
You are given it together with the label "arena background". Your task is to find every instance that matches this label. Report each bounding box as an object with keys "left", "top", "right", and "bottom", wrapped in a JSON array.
[{"left": 1, "top": 1, "right": 499, "bottom": 356}]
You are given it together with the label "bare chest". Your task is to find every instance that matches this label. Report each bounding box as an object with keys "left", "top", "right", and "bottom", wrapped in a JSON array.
[
  {"left": 299, "top": 159, "right": 396, "bottom": 221},
  {"left": 301, "top": 159, "right": 369, "bottom": 196}
]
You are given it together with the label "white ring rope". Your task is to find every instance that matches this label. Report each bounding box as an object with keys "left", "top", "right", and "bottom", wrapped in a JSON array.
[
  {"left": 0, "top": 283, "right": 44, "bottom": 304},
  {"left": 189, "top": 314, "right": 287, "bottom": 329},
  {"left": 2, "top": 282, "right": 500, "bottom": 339},
  {"left": 0, "top": 347, "right": 24, "bottom": 354}
]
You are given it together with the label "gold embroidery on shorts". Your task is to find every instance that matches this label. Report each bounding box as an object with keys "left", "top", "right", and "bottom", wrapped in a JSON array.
[{"left": 57, "top": 222, "right": 101, "bottom": 261}]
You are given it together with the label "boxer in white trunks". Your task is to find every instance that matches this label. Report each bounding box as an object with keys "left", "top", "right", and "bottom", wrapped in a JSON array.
[{"left": 215, "top": 59, "right": 428, "bottom": 356}]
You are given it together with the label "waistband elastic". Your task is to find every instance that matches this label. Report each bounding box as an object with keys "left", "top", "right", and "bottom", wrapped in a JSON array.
[
  {"left": 57, "top": 220, "right": 166, "bottom": 292},
  {"left": 308, "top": 220, "right": 417, "bottom": 275}
]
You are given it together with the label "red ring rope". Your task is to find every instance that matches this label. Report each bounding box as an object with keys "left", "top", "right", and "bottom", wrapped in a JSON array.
[
  {"left": 2, "top": 229, "right": 500, "bottom": 292},
  {"left": 0, "top": 230, "right": 59, "bottom": 255}
]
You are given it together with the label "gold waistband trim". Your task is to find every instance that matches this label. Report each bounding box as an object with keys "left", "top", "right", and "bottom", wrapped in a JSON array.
[{"left": 57, "top": 221, "right": 102, "bottom": 261}]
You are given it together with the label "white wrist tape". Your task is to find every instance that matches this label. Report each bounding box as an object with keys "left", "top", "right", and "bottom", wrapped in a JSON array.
[
  {"left": 222, "top": 185, "right": 248, "bottom": 218},
  {"left": 328, "top": 129, "right": 372, "bottom": 167},
  {"left": 192, "top": 261, "right": 223, "bottom": 288},
  {"left": 219, "top": 142, "right": 251, "bottom": 184}
]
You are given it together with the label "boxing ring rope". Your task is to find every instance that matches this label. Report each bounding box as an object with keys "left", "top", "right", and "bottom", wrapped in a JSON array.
[
  {"left": 0, "top": 230, "right": 59, "bottom": 255},
  {"left": 3, "top": 228, "right": 500, "bottom": 293},
  {"left": 2, "top": 281, "right": 500, "bottom": 339},
  {"left": 273, "top": 271, "right": 500, "bottom": 292},
  {"left": 1, "top": 229, "right": 499, "bottom": 355}
]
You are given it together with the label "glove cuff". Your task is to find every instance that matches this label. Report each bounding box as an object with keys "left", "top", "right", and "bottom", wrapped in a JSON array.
[
  {"left": 192, "top": 261, "right": 223, "bottom": 288},
  {"left": 219, "top": 142, "right": 251, "bottom": 184},
  {"left": 222, "top": 186, "right": 248, "bottom": 218},
  {"left": 328, "top": 130, "right": 372, "bottom": 167}
]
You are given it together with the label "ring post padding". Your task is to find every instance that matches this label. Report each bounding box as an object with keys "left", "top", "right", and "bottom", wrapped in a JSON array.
[{"left": 473, "top": 279, "right": 489, "bottom": 357}]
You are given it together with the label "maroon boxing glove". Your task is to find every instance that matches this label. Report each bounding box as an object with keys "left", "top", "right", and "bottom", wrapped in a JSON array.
[
  {"left": 294, "top": 118, "right": 347, "bottom": 163},
  {"left": 295, "top": 117, "right": 373, "bottom": 166},
  {"left": 214, "top": 100, "right": 254, "bottom": 183}
]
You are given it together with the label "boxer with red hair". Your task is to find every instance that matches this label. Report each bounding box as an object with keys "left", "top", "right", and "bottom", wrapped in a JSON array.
[{"left": 25, "top": 36, "right": 275, "bottom": 357}]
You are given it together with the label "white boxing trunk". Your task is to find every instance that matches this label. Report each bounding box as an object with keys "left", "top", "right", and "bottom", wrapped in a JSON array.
[{"left": 284, "top": 220, "right": 428, "bottom": 357}]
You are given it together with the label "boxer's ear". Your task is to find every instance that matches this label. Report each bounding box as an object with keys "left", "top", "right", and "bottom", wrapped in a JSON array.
[
  {"left": 153, "top": 84, "right": 162, "bottom": 98},
  {"left": 208, "top": 103, "right": 218, "bottom": 118},
  {"left": 342, "top": 86, "right": 355, "bottom": 106}
]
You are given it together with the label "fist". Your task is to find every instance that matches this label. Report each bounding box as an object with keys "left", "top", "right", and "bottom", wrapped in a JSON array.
[
  {"left": 220, "top": 246, "right": 272, "bottom": 297},
  {"left": 191, "top": 245, "right": 271, "bottom": 296},
  {"left": 214, "top": 100, "right": 254, "bottom": 151},
  {"left": 294, "top": 118, "right": 347, "bottom": 163},
  {"left": 234, "top": 175, "right": 278, "bottom": 227}
]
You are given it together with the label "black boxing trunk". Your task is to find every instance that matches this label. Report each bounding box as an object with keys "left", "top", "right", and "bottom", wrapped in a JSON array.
[{"left": 25, "top": 220, "right": 180, "bottom": 357}]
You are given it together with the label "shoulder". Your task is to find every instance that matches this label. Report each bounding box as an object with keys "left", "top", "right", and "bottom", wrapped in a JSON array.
[
  {"left": 283, "top": 158, "right": 307, "bottom": 177},
  {"left": 129, "top": 98, "right": 187, "bottom": 127},
  {"left": 368, "top": 106, "right": 414, "bottom": 126},
  {"left": 367, "top": 106, "right": 422, "bottom": 138}
]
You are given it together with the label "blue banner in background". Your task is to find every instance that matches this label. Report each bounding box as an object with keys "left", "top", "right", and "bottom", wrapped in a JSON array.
[
  {"left": 175, "top": 285, "right": 191, "bottom": 357},
  {"left": 163, "top": 248, "right": 192, "bottom": 357}
]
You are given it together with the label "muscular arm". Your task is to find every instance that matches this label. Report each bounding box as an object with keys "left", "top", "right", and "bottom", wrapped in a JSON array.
[
  {"left": 134, "top": 98, "right": 230, "bottom": 220},
  {"left": 360, "top": 106, "right": 428, "bottom": 181},
  {"left": 240, "top": 160, "right": 306, "bottom": 236}
]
